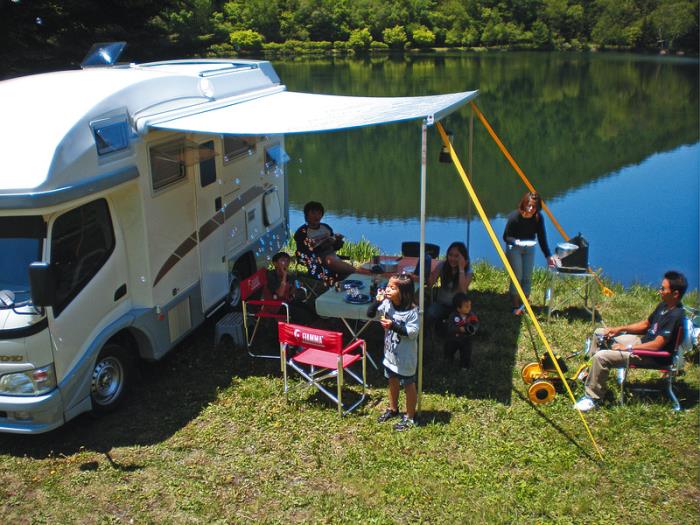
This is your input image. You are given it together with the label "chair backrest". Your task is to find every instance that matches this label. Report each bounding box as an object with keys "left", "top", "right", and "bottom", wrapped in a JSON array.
[
  {"left": 240, "top": 268, "right": 268, "bottom": 301},
  {"left": 674, "top": 316, "right": 697, "bottom": 369},
  {"left": 401, "top": 241, "right": 439, "bottom": 259},
  {"left": 278, "top": 322, "right": 344, "bottom": 354}
]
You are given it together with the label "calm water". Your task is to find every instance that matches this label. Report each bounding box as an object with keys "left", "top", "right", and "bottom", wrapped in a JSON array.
[{"left": 273, "top": 52, "right": 699, "bottom": 291}]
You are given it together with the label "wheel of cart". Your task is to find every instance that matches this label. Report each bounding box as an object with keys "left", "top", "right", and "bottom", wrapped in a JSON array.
[{"left": 520, "top": 352, "right": 590, "bottom": 405}]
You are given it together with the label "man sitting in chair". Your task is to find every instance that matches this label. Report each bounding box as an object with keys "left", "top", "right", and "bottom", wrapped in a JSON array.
[
  {"left": 575, "top": 270, "right": 687, "bottom": 412},
  {"left": 294, "top": 201, "right": 369, "bottom": 284}
]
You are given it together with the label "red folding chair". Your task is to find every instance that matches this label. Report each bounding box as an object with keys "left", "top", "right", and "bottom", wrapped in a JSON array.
[
  {"left": 278, "top": 322, "right": 367, "bottom": 415},
  {"left": 619, "top": 316, "right": 694, "bottom": 411},
  {"left": 241, "top": 268, "right": 289, "bottom": 360}
]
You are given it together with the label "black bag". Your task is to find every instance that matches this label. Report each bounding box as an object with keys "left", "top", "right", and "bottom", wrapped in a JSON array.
[
  {"left": 559, "top": 233, "right": 589, "bottom": 273},
  {"left": 540, "top": 353, "right": 569, "bottom": 373}
]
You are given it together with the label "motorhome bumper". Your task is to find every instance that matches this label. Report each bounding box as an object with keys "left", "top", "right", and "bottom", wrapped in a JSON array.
[{"left": 0, "top": 389, "right": 64, "bottom": 434}]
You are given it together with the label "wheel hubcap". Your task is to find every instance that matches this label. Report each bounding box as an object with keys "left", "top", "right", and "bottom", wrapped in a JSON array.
[{"left": 91, "top": 357, "right": 124, "bottom": 406}]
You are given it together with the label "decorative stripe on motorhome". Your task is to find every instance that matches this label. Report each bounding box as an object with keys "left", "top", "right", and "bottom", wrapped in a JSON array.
[{"left": 153, "top": 184, "right": 269, "bottom": 287}]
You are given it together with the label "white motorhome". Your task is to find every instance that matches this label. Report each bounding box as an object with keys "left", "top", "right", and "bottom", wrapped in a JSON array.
[
  {"left": 0, "top": 44, "right": 476, "bottom": 434},
  {"left": 0, "top": 52, "right": 290, "bottom": 433}
]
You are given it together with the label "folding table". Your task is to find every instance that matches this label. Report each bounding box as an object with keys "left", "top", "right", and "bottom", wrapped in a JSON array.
[
  {"left": 315, "top": 273, "right": 380, "bottom": 368},
  {"left": 544, "top": 267, "right": 598, "bottom": 323}
]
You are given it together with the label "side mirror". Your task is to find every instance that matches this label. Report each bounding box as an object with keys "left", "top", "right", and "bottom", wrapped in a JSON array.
[{"left": 29, "top": 262, "right": 56, "bottom": 307}]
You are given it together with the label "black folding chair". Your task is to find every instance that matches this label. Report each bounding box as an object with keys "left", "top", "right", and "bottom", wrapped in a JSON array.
[{"left": 401, "top": 241, "right": 440, "bottom": 259}]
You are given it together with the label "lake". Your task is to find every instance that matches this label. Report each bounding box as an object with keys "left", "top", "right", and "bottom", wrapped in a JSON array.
[{"left": 273, "top": 52, "right": 699, "bottom": 291}]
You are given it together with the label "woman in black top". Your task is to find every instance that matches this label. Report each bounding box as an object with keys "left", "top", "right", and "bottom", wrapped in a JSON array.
[{"left": 502, "top": 192, "right": 555, "bottom": 314}]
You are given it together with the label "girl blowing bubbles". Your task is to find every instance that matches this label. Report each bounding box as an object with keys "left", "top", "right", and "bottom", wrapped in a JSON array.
[{"left": 366, "top": 274, "right": 419, "bottom": 431}]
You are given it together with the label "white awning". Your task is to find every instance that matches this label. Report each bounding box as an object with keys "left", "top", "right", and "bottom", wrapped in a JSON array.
[{"left": 149, "top": 90, "right": 478, "bottom": 135}]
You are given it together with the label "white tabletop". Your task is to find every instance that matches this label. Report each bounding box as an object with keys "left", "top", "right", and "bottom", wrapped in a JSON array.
[{"left": 315, "top": 274, "right": 381, "bottom": 320}]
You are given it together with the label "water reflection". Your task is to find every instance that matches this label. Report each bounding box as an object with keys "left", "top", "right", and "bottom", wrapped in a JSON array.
[{"left": 276, "top": 53, "right": 698, "bottom": 289}]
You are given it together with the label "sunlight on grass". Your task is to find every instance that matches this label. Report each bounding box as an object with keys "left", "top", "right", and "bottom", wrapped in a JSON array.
[{"left": 0, "top": 247, "right": 697, "bottom": 524}]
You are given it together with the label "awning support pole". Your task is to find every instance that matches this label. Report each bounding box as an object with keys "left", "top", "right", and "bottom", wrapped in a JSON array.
[
  {"left": 469, "top": 102, "right": 613, "bottom": 297},
  {"left": 417, "top": 121, "right": 428, "bottom": 414},
  {"left": 467, "top": 108, "right": 474, "bottom": 248},
  {"left": 436, "top": 122, "right": 603, "bottom": 460}
]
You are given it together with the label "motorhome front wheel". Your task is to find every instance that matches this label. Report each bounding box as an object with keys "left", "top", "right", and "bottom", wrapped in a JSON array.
[{"left": 91, "top": 343, "right": 131, "bottom": 414}]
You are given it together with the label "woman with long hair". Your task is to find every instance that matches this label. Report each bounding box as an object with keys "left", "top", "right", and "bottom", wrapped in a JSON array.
[
  {"left": 502, "top": 192, "right": 555, "bottom": 314},
  {"left": 426, "top": 241, "right": 472, "bottom": 332}
]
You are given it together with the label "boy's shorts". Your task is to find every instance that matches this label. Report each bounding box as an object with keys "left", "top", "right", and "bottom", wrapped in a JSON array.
[{"left": 384, "top": 366, "right": 416, "bottom": 386}]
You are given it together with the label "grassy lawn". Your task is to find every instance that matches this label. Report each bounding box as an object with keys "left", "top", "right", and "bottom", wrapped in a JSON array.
[{"left": 1, "top": 262, "right": 698, "bottom": 524}]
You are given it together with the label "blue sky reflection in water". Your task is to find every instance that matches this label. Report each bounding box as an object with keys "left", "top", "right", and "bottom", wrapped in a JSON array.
[{"left": 290, "top": 142, "right": 699, "bottom": 291}]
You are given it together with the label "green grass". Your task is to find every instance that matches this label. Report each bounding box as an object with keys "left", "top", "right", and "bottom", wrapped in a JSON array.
[{"left": 1, "top": 259, "right": 698, "bottom": 524}]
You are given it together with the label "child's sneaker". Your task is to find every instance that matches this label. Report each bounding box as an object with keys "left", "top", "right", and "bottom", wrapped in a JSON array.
[
  {"left": 393, "top": 415, "right": 416, "bottom": 431},
  {"left": 377, "top": 409, "right": 400, "bottom": 423}
]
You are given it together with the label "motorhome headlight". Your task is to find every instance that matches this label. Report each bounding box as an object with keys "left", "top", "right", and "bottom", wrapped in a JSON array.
[{"left": 0, "top": 364, "right": 57, "bottom": 396}]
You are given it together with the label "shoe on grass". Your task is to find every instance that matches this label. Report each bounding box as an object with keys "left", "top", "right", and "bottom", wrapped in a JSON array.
[
  {"left": 393, "top": 415, "right": 416, "bottom": 431},
  {"left": 574, "top": 396, "right": 597, "bottom": 412},
  {"left": 377, "top": 409, "right": 400, "bottom": 423}
]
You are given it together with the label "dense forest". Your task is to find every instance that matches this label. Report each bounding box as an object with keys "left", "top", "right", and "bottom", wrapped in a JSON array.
[{"left": 1, "top": 0, "right": 697, "bottom": 76}]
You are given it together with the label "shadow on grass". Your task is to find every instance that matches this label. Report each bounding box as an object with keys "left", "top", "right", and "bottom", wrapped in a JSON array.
[
  {"left": 0, "top": 289, "right": 524, "bottom": 457},
  {"left": 416, "top": 410, "right": 452, "bottom": 426},
  {"left": 547, "top": 305, "right": 602, "bottom": 323},
  {"left": 419, "top": 290, "right": 522, "bottom": 404},
  {"left": 0, "top": 315, "right": 274, "bottom": 458},
  {"left": 511, "top": 386, "right": 598, "bottom": 463},
  {"left": 621, "top": 379, "right": 699, "bottom": 410}
]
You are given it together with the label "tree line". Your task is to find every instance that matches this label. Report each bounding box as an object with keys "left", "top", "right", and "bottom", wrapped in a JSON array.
[{"left": 2, "top": 0, "right": 697, "bottom": 76}]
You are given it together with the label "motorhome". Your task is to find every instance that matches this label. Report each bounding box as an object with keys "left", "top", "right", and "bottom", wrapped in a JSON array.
[
  {"left": 0, "top": 49, "right": 290, "bottom": 433},
  {"left": 0, "top": 44, "right": 476, "bottom": 434}
]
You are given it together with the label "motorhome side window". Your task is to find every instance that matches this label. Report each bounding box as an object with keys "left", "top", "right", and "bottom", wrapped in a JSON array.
[
  {"left": 150, "top": 140, "right": 186, "bottom": 192},
  {"left": 50, "top": 199, "right": 115, "bottom": 316},
  {"left": 199, "top": 141, "right": 216, "bottom": 187},
  {"left": 223, "top": 135, "right": 256, "bottom": 163}
]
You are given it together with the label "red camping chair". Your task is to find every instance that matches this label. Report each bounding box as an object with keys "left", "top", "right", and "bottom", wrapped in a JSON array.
[
  {"left": 619, "top": 316, "right": 694, "bottom": 411},
  {"left": 278, "top": 322, "right": 367, "bottom": 415},
  {"left": 241, "top": 268, "right": 289, "bottom": 360}
]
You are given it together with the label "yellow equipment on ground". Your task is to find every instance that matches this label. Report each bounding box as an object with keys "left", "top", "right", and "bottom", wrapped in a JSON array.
[{"left": 521, "top": 352, "right": 590, "bottom": 404}]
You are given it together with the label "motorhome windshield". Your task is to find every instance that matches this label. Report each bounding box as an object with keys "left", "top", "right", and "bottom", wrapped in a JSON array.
[{"left": 0, "top": 217, "right": 45, "bottom": 297}]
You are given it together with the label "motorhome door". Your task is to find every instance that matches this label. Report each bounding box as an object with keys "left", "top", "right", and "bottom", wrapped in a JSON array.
[{"left": 194, "top": 140, "right": 227, "bottom": 312}]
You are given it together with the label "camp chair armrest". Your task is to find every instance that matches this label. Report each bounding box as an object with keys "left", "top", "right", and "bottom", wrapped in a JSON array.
[
  {"left": 246, "top": 299, "right": 288, "bottom": 308},
  {"left": 341, "top": 339, "right": 365, "bottom": 355},
  {"left": 630, "top": 350, "right": 671, "bottom": 359}
]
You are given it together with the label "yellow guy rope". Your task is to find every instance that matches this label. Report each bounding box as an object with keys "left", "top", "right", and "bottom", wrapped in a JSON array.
[
  {"left": 436, "top": 122, "right": 604, "bottom": 460},
  {"left": 469, "top": 102, "right": 614, "bottom": 298}
]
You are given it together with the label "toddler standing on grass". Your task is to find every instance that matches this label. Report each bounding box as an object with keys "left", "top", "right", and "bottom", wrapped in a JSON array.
[
  {"left": 366, "top": 274, "right": 419, "bottom": 431},
  {"left": 444, "top": 292, "right": 479, "bottom": 369}
]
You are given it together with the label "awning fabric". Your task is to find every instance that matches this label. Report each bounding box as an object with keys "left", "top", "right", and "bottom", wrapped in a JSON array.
[{"left": 150, "top": 90, "right": 478, "bottom": 135}]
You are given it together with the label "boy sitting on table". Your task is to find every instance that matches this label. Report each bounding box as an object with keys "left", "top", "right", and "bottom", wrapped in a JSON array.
[{"left": 294, "top": 201, "right": 370, "bottom": 284}]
